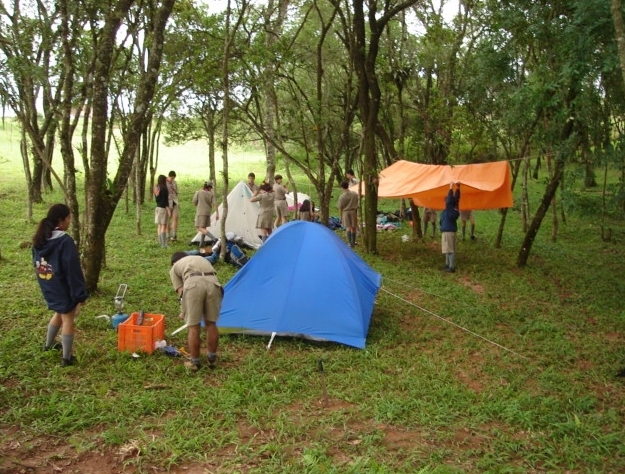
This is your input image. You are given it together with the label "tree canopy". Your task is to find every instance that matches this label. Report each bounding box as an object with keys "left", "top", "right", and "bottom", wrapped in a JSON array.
[{"left": 1, "top": 0, "right": 624, "bottom": 289}]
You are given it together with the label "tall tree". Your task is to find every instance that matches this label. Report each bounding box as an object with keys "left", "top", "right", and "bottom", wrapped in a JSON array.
[
  {"left": 342, "top": 0, "right": 418, "bottom": 253},
  {"left": 82, "top": 0, "right": 176, "bottom": 291},
  {"left": 0, "top": 0, "right": 62, "bottom": 210}
]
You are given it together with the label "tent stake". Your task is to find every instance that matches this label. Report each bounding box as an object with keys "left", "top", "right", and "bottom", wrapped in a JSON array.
[
  {"left": 267, "top": 332, "right": 276, "bottom": 350},
  {"left": 318, "top": 359, "right": 328, "bottom": 406}
]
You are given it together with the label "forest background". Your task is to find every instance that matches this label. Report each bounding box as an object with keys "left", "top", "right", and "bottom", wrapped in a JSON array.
[{"left": 2, "top": 0, "right": 625, "bottom": 292}]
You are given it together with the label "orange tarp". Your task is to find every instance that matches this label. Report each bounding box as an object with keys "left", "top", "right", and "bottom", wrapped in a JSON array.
[{"left": 354, "top": 160, "right": 513, "bottom": 210}]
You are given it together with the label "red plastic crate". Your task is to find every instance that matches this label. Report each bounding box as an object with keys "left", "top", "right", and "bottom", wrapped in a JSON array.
[{"left": 117, "top": 312, "right": 165, "bottom": 354}]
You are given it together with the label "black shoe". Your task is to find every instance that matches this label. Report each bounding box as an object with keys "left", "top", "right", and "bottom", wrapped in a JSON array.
[
  {"left": 617, "top": 368, "right": 625, "bottom": 377},
  {"left": 61, "top": 355, "right": 77, "bottom": 367},
  {"left": 207, "top": 355, "right": 217, "bottom": 369},
  {"left": 470, "top": 235, "right": 476, "bottom": 241},
  {"left": 44, "top": 342, "right": 63, "bottom": 351},
  {"left": 445, "top": 267, "right": 456, "bottom": 273},
  {"left": 441, "top": 265, "right": 449, "bottom": 271}
]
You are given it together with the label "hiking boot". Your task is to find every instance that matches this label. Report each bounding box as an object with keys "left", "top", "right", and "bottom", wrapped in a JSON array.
[
  {"left": 184, "top": 360, "right": 201, "bottom": 371},
  {"left": 44, "top": 341, "right": 63, "bottom": 351},
  {"left": 207, "top": 355, "right": 217, "bottom": 370},
  {"left": 61, "top": 355, "right": 77, "bottom": 367}
]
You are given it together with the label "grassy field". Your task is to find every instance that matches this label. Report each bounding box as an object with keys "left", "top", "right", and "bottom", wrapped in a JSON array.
[{"left": 1, "top": 122, "right": 624, "bottom": 473}]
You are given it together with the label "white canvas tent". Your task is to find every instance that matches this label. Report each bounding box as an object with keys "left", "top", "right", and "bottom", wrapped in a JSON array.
[
  {"left": 190, "top": 181, "right": 312, "bottom": 249},
  {"left": 191, "top": 181, "right": 262, "bottom": 249},
  {"left": 286, "top": 190, "right": 311, "bottom": 211}
]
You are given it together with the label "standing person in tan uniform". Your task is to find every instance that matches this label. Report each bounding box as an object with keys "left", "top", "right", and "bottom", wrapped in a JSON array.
[
  {"left": 460, "top": 209, "right": 476, "bottom": 240},
  {"left": 422, "top": 207, "right": 437, "bottom": 238},
  {"left": 170, "top": 252, "right": 223, "bottom": 371},
  {"left": 346, "top": 169, "right": 359, "bottom": 187},
  {"left": 273, "top": 174, "right": 289, "bottom": 228},
  {"left": 247, "top": 172, "right": 260, "bottom": 196},
  {"left": 192, "top": 182, "right": 219, "bottom": 248},
  {"left": 338, "top": 180, "right": 359, "bottom": 248},
  {"left": 166, "top": 171, "right": 180, "bottom": 242},
  {"left": 251, "top": 182, "right": 275, "bottom": 244}
]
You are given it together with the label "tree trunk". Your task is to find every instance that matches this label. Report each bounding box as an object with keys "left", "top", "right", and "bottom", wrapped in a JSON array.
[
  {"left": 20, "top": 127, "right": 34, "bottom": 220},
  {"left": 262, "top": 0, "right": 288, "bottom": 183},
  {"left": 521, "top": 155, "right": 529, "bottom": 233},
  {"left": 517, "top": 112, "right": 576, "bottom": 266},
  {"left": 611, "top": 0, "right": 625, "bottom": 88},
  {"left": 219, "top": 0, "right": 248, "bottom": 258},
  {"left": 349, "top": 0, "right": 417, "bottom": 253},
  {"left": 82, "top": 0, "right": 175, "bottom": 292}
]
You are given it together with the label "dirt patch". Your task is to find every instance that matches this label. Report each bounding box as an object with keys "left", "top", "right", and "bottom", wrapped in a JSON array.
[
  {"left": 459, "top": 276, "right": 485, "bottom": 294},
  {"left": 0, "top": 434, "right": 126, "bottom": 474}
]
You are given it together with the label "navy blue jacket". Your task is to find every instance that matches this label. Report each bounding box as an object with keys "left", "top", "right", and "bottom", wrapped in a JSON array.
[
  {"left": 439, "top": 188, "right": 460, "bottom": 232},
  {"left": 33, "top": 231, "right": 88, "bottom": 313}
]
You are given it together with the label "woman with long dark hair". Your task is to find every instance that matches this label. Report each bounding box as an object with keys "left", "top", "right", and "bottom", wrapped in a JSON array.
[
  {"left": 32, "top": 203, "right": 88, "bottom": 367},
  {"left": 154, "top": 174, "right": 171, "bottom": 247}
]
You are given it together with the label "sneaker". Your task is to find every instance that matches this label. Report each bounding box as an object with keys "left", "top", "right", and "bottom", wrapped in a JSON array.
[
  {"left": 207, "top": 355, "right": 217, "bottom": 369},
  {"left": 61, "top": 355, "right": 77, "bottom": 367},
  {"left": 44, "top": 342, "right": 63, "bottom": 351},
  {"left": 441, "top": 265, "right": 449, "bottom": 271},
  {"left": 184, "top": 360, "right": 201, "bottom": 371},
  {"left": 445, "top": 267, "right": 456, "bottom": 273},
  {"left": 470, "top": 235, "right": 476, "bottom": 241}
]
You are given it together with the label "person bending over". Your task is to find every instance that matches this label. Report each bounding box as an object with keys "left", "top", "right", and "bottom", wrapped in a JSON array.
[{"left": 170, "top": 252, "right": 223, "bottom": 371}]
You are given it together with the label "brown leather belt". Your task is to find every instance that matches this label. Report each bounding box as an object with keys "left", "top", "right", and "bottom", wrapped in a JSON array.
[{"left": 188, "top": 271, "right": 216, "bottom": 278}]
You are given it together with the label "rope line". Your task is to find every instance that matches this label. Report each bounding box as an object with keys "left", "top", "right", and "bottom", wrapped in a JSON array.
[
  {"left": 383, "top": 276, "right": 478, "bottom": 308},
  {"left": 379, "top": 286, "right": 529, "bottom": 360}
]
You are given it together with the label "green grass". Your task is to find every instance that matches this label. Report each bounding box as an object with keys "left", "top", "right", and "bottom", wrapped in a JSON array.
[{"left": 1, "top": 122, "right": 625, "bottom": 472}]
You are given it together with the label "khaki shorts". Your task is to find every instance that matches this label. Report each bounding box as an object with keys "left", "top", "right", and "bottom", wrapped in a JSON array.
[
  {"left": 441, "top": 232, "right": 457, "bottom": 254},
  {"left": 460, "top": 210, "right": 474, "bottom": 222},
  {"left": 422, "top": 210, "right": 437, "bottom": 223},
  {"left": 181, "top": 276, "right": 223, "bottom": 326},
  {"left": 170, "top": 202, "right": 179, "bottom": 219},
  {"left": 155, "top": 207, "right": 169, "bottom": 225},
  {"left": 275, "top": 200, "right": 289, "bottom": 219},
  {"left": 342, "top": 209, "right": 357, "bottom": 229},
  {"left": 195, "top": 214, "right": 211, "bottom": 227}
]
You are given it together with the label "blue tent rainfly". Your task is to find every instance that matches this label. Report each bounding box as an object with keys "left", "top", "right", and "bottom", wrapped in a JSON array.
[{"left": 218, "top": 221, "right": 382, "bottom": 349}]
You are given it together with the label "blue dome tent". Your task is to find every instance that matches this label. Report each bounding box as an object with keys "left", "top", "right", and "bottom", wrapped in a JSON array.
[{"left": 218, "top": 221, "right": 382, "bottom": 349}]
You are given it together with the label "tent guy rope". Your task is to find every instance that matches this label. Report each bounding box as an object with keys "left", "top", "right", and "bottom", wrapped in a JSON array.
[{"left": 380, "top": 286, "right": 529, "bottom": 360}]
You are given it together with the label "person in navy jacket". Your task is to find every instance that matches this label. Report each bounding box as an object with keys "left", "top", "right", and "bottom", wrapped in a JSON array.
[
  {"left": 32, "top": 203, "right": 88, "bottom": 367},
  {"left": 439, "top": 183, "right": 461, "bottom": 273}
]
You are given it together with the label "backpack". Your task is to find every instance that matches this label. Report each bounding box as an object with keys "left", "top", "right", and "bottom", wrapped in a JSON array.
[{"left": 225, "top": 241, "right": 249, "bottom": 268}]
